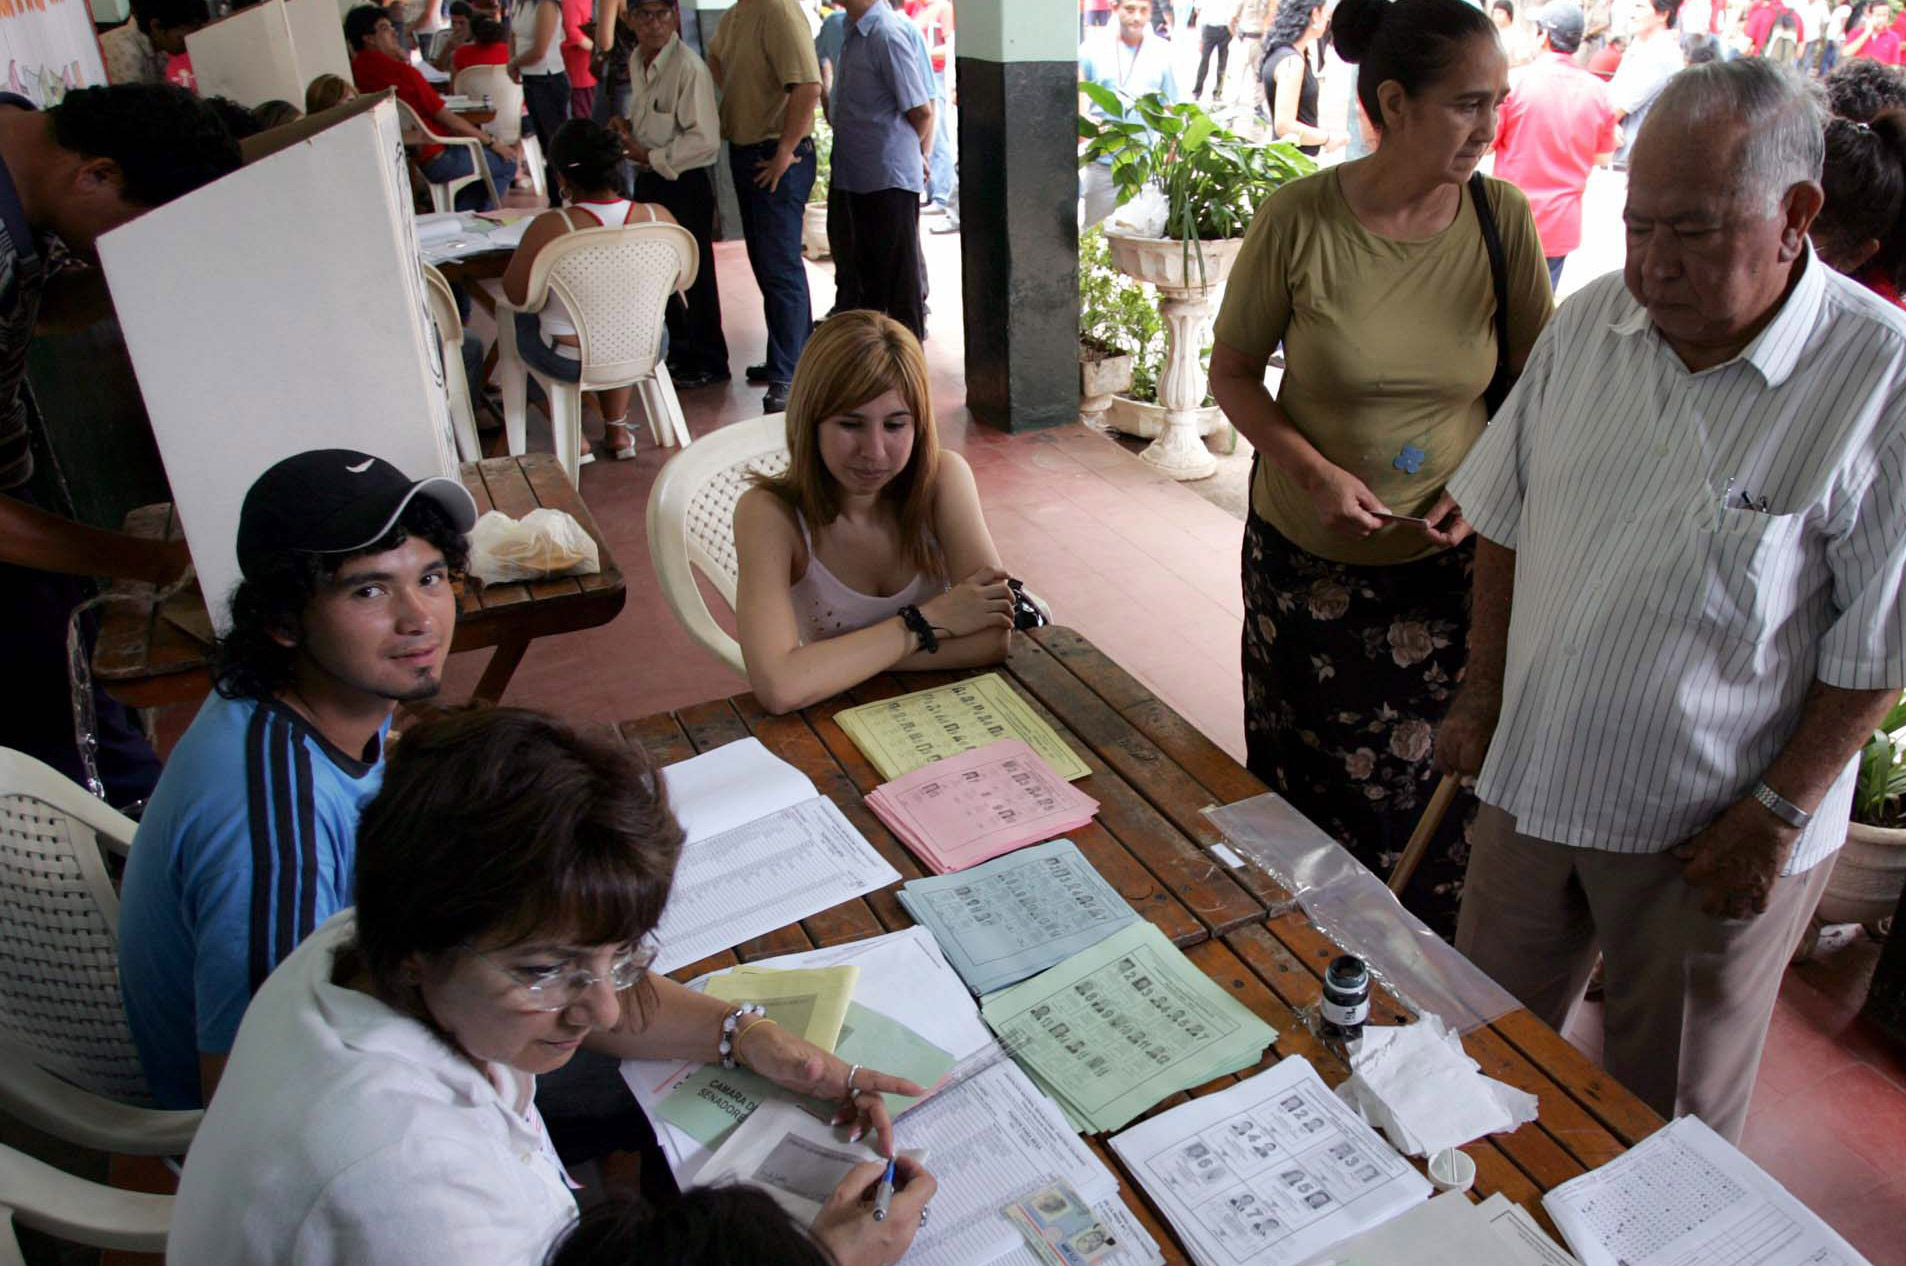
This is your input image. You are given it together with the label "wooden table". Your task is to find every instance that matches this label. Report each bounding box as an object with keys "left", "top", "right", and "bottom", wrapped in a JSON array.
[
  {"left": 625, "top": 627, "right": 1662, "bottom": 1262},
  {"left": 92, "top": 453, "right": 625, "bottom": 710}
]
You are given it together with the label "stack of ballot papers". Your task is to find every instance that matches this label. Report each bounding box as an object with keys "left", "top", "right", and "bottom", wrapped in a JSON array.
[
  {"left": 698, "top": 1057, "right": 1164, "bottom": 1266},
  {"left": 835, "top": 673, "right": 1091, "bottom": 782},
  {"left": 1337, "top": 1015, "right": 1539, "bottom": 1156},
  {"left": 868, "top": 740, "right": 1100, "bottom": 873},
  {"left": 1300, "top": 1191, "right": 1581, "bottom": 1266},
  {"left": 622, "top": 928, "right": 994, "bottom": 1183},
  {"left": 897, "top": 839, "right": 1143, "bottom": 994},
  {"left": 649, "top": 739, "right": 899, "bottom": 975},
  {"left": 1541, "top": 1115, "right": 1872, "bottom": 1266},
  {"left": 414, "top": 211, "right": 534, "bottom": 263},
  {"left": 1110, "top": 1056, "right": 1432, "bottom": 1266},
  {"left": 981, "top": 921, "right": 1279, "bottom": 1133}
]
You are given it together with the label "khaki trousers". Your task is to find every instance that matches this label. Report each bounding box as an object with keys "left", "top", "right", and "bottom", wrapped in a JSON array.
[{"left": 1455, "top": 805, "right": 1832, "bottom": 1143}]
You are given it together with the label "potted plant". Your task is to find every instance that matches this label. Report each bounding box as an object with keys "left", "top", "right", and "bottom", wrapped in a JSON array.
[
  {"left": 1077, "top": 88, "right": 1312, "bottom": 478},
  {"left": 1797, "top": 691, "right": 1906, "bottom": 957},
  {"left": 802, "top": 118, "right": 833, "bottom": 261},
  {"left": 1078, "top": 226, "right": 1227, "bottom": 443}
]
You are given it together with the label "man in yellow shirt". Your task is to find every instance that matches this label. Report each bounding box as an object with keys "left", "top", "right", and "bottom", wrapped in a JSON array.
[{"left": 708, "top": 0, "right": 824, "bottom": 412}]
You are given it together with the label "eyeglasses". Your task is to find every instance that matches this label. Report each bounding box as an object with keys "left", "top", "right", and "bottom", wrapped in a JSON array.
[
  {"left": 631, "top": 6, "right": 674, "bottom": 22},
  {"left": 462, "top": 942, "right": 656, "bottom": 1011}
]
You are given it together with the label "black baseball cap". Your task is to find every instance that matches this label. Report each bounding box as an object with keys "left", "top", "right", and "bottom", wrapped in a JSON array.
[
  {"left": 235, "top": 449, "right": 478, "bottom": 580},
  {"left": 1531, "top": 2, "right": 1586, "bottom": 51}
]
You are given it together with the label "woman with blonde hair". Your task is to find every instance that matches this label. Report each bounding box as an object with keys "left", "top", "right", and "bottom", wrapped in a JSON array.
[
  {"left": 734, "top": 311, "right": 1016, "bottom": 715},
  {"left": 305, "top": 73, "right": 356, "bottom": 113}
]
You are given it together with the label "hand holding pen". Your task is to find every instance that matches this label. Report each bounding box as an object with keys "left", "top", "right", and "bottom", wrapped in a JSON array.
[{"left": 811, "top": 1156, "right": 938, "bottom": 1266}]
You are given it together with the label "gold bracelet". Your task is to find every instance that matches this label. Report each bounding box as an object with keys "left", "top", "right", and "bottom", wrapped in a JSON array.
[{"left": 733, "top": 1015, "right": 777, "bottom": 1070}]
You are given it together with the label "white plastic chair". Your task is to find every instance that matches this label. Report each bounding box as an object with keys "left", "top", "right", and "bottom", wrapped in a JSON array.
[
  {"left": 421, "top": 263, "right": 483, "bottom": 461},
  {"left": 647, "top": 414, "right": 791, "bottom": 676},
  {"left": 495, "top": 221, "right": 698, "bottom": 485},
  {"left": 0, "top": 1144, "right": 172, "bottom": 1258},
  {"left": 0, "top": 747, "right": 201, "bottom": 1155},
  {"left": 394, "top": 98, "right": 500, "bottom": 214},
  {"left": 453, "top": 64, "right": 543, "bottom": 200}
]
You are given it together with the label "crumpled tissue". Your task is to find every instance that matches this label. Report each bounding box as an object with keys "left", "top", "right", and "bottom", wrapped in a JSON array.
[
  {"left": 1107, "top": 185, "right": 1169, "bottom": 238},
  {"left": 1336, "top": 1015, "right": 1539, "bottom": 1157},
  {"left": 467, "top": 508, "right": 600, "bottom": 584}
]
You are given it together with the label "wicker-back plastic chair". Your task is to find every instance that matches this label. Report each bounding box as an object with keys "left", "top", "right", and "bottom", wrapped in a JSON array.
[
  {"left": 646, "top": 413, "right": 791, "bottom": 676},
  {"left": 0, "top": 1142, "right": 172, "bottom": 1256},
  {"left": 0, "top": 748, "right": 199, "bottom": 1154}
]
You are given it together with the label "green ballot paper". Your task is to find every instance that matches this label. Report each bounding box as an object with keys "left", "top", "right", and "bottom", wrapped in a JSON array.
[
  {"left": 656, "top": 1002, "right": 954, "bottom": 1149},
  {"left": 981, "top": 921, "right": 1278, "bottom": 1134}
]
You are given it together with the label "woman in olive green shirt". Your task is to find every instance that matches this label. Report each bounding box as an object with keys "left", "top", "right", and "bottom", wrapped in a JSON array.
[{"left": 1209, "top": 0, "right": 1552, "bottom": 935}]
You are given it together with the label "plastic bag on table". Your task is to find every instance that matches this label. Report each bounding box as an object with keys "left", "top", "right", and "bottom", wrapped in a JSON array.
[{"left": 467, "top": 509, "right": 600, "bottom": 584}]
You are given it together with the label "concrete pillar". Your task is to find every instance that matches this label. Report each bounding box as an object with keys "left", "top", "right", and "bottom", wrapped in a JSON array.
[{"left": 956, "top": 0, "right": 1080, "bottom": 432}]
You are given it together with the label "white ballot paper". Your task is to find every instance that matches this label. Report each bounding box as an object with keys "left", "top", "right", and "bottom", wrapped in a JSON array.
[
  {"left": 1541, "top": 1116, "right": 1870, "bottom": 1266},
  {"left": 703, "top": 1057, "right": 1122, "bottom": 1266},
  {"left": 1110, "top": 1056, "right": 1431, "bottom": 1266},
  {"left": 1297, "top": 1192, "right": 1530, "bottom": 1266},
  {"left": 622, "top": 927, "right": 994, "bottom": 1183},
  {"left": 650, "top": 741, "right": 899, "bottom": 975},
  {"left": 1337, "top": 1016, "right": 1539, "bottom": 1156},
  {"left": 1477, "top": 1193, "right": 1581, "bottom": 1266}
]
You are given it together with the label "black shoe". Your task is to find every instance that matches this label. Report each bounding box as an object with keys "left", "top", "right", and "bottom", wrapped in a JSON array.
[
  {"left": 673, "top": 367, "right": 731, "bottom": 390},
  {"left": 763, "top": 382, "right": 791, "bottom": 413},
  {"left": 746, "top": 363, "right": 772, "bottom": 384}
]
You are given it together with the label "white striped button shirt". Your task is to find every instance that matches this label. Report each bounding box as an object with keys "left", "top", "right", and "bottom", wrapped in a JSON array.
[{"left": 1448, "top": 252, "right": 1906, "bottom": 874}]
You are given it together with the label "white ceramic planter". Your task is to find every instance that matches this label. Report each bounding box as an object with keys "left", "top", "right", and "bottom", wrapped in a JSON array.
[
  {"left": 802, "top": 202, "right": 830, "bottom": 261},
  {"left": 1103, "top": 232, "right": 1246, "bottom": 480},
  {"left": 1080, "top": 345, "right": 1134, "bottom": 428},
  {"left": 1819, "top": 820, "right": 1906, "bottom": 926},
  {"left": 1103, "top": 393, "right": 1225, "bottom": 442}
]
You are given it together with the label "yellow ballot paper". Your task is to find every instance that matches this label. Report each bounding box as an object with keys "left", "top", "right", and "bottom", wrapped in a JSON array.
[
  {"left": 706, "top": 965, "right": 859, "bottom": 1052},
  {"left": 835, "top": 673, "right": 1091, "bottom": 782}
]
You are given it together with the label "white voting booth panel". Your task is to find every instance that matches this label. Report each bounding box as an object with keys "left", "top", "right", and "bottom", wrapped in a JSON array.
[
  {"left": 98, "top": 94, "right": 460, "bottom": 627},
  {"left": 186, "top": 0, "right": 352, "bottom": 108}
]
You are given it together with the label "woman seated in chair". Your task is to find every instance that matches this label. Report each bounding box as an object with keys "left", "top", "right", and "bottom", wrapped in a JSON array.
[
  {"left": 734, "top": 311, "right": 1019, "bottom": 716},
  {"left": 166, "top": 708, "right": 930, "bottom": 1266},
  {"left": 502, "top": 118, "right": 676, "bottom": 462}
]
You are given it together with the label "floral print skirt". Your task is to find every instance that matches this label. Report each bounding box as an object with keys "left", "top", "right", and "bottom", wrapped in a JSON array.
[{"left": 1240, "top": 506, "right": 1477, "bottom": 939}]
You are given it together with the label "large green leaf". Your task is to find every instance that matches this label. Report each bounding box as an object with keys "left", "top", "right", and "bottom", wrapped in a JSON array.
[{"left": 1078, "top": 80, "right": 1124, "bottom": 118}]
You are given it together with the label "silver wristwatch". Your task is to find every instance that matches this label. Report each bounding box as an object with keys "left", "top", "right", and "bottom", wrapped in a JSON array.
[{"left": 1750, "top": 780, "right": 1811, "bottom": 829}]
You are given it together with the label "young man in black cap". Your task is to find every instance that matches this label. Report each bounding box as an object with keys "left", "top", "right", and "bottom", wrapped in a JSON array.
[{"left": 117, "top": 450, "right": 476, "bottom": 1110}]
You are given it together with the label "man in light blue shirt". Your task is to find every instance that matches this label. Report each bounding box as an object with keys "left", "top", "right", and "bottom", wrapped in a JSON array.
[
  {"left": 831, "top": 0, "right": 934, "bottom": 336},
  {"left": 1078, "top": 0, "right": 1180, "bottom": 227}
]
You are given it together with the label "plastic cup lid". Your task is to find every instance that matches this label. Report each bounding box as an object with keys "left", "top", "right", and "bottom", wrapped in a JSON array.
[{"left": 1427, "top": 1147, "right": 1477, "bottom": 1193}]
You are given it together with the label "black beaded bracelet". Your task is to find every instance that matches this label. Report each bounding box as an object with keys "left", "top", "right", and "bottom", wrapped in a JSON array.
[{"left": 898, "top": 604, "right": 939, "bottom": 654}]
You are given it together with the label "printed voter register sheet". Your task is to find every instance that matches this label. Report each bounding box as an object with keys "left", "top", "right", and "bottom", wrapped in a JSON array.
[
  {"left": 652, "top": 738, "right": 898, "bottom": 975},
  {"left": 1110, "top": 1055, "right": 1430, "bottom": 1266}
]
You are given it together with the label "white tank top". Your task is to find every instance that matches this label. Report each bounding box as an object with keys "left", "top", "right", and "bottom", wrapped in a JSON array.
[
  {"left": 537, "top": 200, "right": 661, "bottom": 340},
  {"left": 512, "top": 0, "right": 565, "bottom": 76},
  {"left": 789, "top": 508, "right": 945, "bottom": 644}
]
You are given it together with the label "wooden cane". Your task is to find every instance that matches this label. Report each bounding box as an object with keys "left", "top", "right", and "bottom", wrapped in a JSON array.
[{"left": 1389, "top": 773, "right": 1461, "bottom": 895}]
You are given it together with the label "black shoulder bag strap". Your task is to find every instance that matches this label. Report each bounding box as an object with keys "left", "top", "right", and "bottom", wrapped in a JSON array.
[{"left": 1468, "top": 172, "right": 1514, "bottom": 418}]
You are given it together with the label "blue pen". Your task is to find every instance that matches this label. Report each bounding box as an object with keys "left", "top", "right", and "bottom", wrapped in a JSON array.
[{"left": 872, "top": 1158, "right": 897, "bottom": 1222}]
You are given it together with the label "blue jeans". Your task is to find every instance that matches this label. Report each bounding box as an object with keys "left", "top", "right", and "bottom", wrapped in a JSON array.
[
  {"left": 729, "top": 137, "right": 816, "bottom": 387},
  {"left": 1546, "top": 255, "right": 1566, "bottom": 289},
  {"left": 926, "top": 91, "right": 955, "bottom": 206},
  {"left": 419, "top": 143, "right": 517, "bottom": 211}
]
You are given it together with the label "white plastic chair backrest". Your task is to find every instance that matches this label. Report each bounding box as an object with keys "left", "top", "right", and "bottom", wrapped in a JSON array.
[
  {"left": 520, "top": 221, "right": 698, "bottom": 390},
  {"left": 453, "top": 64, "right": 524, "bottom": 145},
  {"left": 646, "top": 414, "right": 792, "bottom": 676},
  {"left": 0, "top": 747, "right": 152, "bottom": 1106}
]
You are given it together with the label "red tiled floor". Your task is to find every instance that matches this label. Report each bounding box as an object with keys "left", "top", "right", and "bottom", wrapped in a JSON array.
[{"left": 450, "top": 223, "right": 1898, "bottom": 1262}]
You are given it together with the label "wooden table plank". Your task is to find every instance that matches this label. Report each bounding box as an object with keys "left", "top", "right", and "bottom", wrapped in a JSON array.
[{"left": 459, "top": 465, "right": 525, "bottom": 612}]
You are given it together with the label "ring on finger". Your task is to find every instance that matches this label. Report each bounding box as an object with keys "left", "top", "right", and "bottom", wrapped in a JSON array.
[
  {"left": 921, "top": 1206, "right": 931, "bottom": 1227},
  {"left": 844, "top": 1063, "right": 863, "bottom": 1099}
]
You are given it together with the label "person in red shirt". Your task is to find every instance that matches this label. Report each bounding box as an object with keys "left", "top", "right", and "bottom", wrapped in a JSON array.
[
  {"left": 344, "top": 4, "right": 519, "bottom": 209},
  {"left": 1815, "top": 109, "right": 1906, "bottom": 307},
  {"left": 1493, "top": 2, "right": 1616, "bottom": 288},
  {"left": 1587, "top": 36, "right": 1623, "bottom": 78},
  {"left": 1743, "top": 0, "right": 1790, "bottom": 53},
  {"left": 562, "top": 0, "right": 598, "bottom": 119},
  {"left": 1846, "top": 0, "right": 1902, "bottom": 62},
  {"left": 451, "top": 12, "right": 512, "bottom": 72}
]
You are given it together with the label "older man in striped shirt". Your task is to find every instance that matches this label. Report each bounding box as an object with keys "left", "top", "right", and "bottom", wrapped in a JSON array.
[{"left": 1437, "top": 59, "right": 1906, "bottom": 1143}]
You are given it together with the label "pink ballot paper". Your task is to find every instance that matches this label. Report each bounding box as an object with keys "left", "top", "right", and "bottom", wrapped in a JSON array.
[{"left": 866, "top": 740, "right": 1099, "bottom": 874}]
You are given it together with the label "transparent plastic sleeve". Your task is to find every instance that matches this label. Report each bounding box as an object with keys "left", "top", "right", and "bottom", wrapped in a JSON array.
[{"left": 1203, "top": 793, "right": 1520, "bottom": 1034}]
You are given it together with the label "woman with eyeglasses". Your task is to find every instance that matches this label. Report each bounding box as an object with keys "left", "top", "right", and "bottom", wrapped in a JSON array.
[{"left": 167, "top": 708, "right": 934, "bottom": 1266}]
